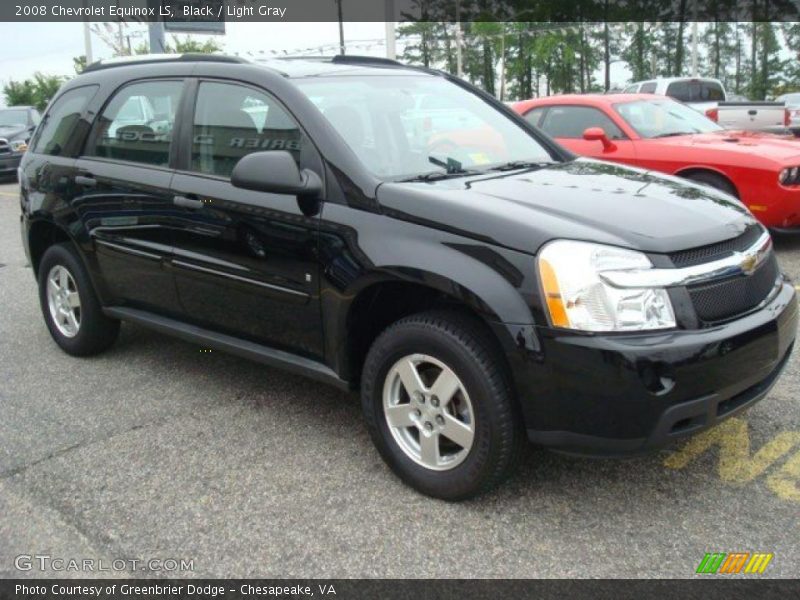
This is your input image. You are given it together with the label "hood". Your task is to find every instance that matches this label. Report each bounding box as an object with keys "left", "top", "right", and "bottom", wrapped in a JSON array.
[
  {"left": 0, "top": 124, "right": 28, "bottom": 140},
  {"left": 656, "top": 130, "right": 800, "bottom": 163},
  {"left": 377, "top": 158, "right": 756, "bottom": 256}
]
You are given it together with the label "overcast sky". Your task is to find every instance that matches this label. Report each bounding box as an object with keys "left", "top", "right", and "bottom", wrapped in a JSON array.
[
  {"left": 0, "top": 22, "right": 388, "bottom": 82},
  {"left": 0, "top": 21, "right": 633, "bottom": 106}
]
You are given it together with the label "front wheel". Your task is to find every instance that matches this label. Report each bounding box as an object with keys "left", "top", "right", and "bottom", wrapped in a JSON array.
[
  {"left": 361, "top": 310, "right": 522, "bottom": 500},
  {"left": 685, "top": 171, "right": 738, "bottom": 198}
]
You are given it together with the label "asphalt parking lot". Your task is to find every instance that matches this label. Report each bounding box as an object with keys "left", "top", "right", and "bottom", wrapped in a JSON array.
[{"left": 1, "top": 180, "right": 799, "bottom": 579}]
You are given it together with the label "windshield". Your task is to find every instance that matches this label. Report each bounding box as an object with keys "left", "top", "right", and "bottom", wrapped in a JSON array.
[
  {"left": 614, "top": 100, "right": 722, "bottom": 138},
  {"left": 0, "top": 109, "right": 27, "bottom": 127},
  {"left": 294, "top": 75, "right": 555, "bottom": 180}
]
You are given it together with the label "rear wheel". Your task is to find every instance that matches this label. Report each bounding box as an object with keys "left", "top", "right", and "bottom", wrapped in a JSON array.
[
  {"left": 38, "top": 243, "right": 119, "bottom": 356},
  {"left": 361, "top": 310, "right": 522, "bottom": 500},
  {"left": 684, "top": 171, "right": 738, "bottom": 198}
]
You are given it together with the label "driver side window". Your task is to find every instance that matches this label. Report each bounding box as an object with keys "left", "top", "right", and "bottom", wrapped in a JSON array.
[
  {"left": 539, "top": 106, "right": 625, "bottom": 139},
  {"left": 191, "top": 81, "right": 304, "bottom": 178},
  {"left": 86, "top": 80, "right": 183, "bottom": 167}
]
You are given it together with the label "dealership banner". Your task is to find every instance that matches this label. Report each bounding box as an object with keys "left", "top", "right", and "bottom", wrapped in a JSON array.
[
  {"left": 2, "top": 579, "right": 800, "bottom": 599},
  {"left": 3, "top": 0, "right": 800, "bottom": 22}
]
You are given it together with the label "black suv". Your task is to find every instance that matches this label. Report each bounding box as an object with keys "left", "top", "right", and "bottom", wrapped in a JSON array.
[
  {"left": 19, "top": 55, "right": 797, "bottom": 499},
  {"left": 1, "top": 105, "right": 40, "bottom": 179}
]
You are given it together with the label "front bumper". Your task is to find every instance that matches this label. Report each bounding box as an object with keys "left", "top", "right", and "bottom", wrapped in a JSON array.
[
  {"left": 0, "top": 152, "right": 22, "bottom": 174},
  {"left": 519, "top": 280, "right": 797, "bottom": 456}
]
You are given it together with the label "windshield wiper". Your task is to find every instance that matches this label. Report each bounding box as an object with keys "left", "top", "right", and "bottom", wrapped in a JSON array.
[
  {"left": 398, "top": 155, "right": 482, "bottom": 182},
  {"left": 399, "top": 169, "right": 480, "bottom": 183},
  {"left": 490, "top": 160, "right": 555, "bottom": 172},
  {"left": 652, "top": 131, "right": 694, "bottom": 138}
]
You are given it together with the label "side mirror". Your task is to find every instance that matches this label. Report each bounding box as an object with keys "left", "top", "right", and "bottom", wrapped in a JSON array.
[
  {"left": 582, "top": 127, "right": 616, "bottom": 151},
  {"left": 231, "top": 151, "right": 322, "bottom": 197}
]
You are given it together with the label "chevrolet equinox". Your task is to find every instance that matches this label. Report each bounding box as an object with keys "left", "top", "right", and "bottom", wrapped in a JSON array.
[{"left": 19, "top": 54, "right": 798, "bottom": 499}]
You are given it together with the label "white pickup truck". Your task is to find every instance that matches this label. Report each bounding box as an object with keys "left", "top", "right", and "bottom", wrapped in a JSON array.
[{"left": 623, "top": 77, "right": 789, "bottom": 132}]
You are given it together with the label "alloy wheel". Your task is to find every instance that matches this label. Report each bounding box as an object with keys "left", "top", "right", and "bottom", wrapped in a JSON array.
[
  {"left": 46, "top": 265, "right": 81, "bottom": 338},
  {"left": 382, "top": 354, "right": 475, "bottom": 471}
]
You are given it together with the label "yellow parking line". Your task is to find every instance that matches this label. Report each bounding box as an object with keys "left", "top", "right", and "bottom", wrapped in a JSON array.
[{"left": 0, "top": 191, "right": 18, "bottom": 198}]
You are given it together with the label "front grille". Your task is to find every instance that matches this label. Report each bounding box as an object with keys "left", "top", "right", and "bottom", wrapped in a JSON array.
[
  {"left": 669, "top": 225, "right": 763, "bottom": 267},
  {"left": 0, "top": 140, "right": 9, "bottom": 155},
  {"left": 688, "top": 252, "right": 780, "bottom": 323}
]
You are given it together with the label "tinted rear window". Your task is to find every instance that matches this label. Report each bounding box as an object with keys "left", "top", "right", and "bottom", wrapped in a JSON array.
[{"left": 666, "top": 80, "right": 724, "bottom": 102}]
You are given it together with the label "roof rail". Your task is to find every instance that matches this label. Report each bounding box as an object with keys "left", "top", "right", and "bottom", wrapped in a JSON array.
[
  {"left": 82, "top": 53, "right": 248, "bottom": 73},
  {"left": 330, "top": 55, "right": 404, "bottom": 67}
]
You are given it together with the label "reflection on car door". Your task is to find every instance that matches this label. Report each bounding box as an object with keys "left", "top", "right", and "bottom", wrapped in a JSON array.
[
  {"left": 76, "top": 79, "right": 185, "bottom": 315},
  {"left": 169, "top": 80, "right": 324, "bottom": 358}
]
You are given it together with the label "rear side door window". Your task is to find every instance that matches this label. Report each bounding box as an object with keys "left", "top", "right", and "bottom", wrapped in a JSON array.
[
  {"left": 539, "top": 106, "right": 625, "bottom": 139},
  {"left": 31, "top": 85, "right": 99, "bottom": 156},
  {"left": 190, "top": 81, "right": 306, "bottom": 178},
  {"left": 86, "top": 80, "right": 183, "bottom": 167}
]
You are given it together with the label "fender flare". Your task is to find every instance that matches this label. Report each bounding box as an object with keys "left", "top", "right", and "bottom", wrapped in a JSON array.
[{"left": 321, "top": 237, "right": 542, "bottom": 381}]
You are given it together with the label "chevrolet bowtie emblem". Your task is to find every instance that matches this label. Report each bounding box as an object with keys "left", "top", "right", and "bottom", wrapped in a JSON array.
[{"left": 738, "top": 252, "right": 759, "bottom": 276}]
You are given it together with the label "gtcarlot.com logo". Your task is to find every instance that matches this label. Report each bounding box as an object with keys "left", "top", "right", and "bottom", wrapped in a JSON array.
[
  {"left": 696, "top": 552, "right": 773, "bottom": 574},
  {"left": 14, "top": 554, "right": 194, "bottom": 573}
]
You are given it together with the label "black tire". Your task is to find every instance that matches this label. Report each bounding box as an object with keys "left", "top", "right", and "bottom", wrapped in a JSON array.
[
  {"left": 685, "top": 171, "right": 738, "bottom": 198},
  {"left": 37, "top": 242, "right": 119, "bottom": 356},
  {"left": 361, "top": 310, "right": 523, "bottom": 500}
]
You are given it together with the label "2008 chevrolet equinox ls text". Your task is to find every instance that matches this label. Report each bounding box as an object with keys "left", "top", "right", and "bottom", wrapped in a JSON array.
[{"left": 19, "top": 54, "right": 797, "bottom": 499}]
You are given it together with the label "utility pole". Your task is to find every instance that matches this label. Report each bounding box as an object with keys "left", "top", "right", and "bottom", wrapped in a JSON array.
[
  {"left": 148, "top": 21, "right": 166, "bottom": 54},
  {"left": 384, "top": 0, "right": 395, "bottom": 60},
  {"left": 604, "top": 21, "right": 610, "bottom": 92},
  {"left": 455, "top": 0, "right": 463, "bottom": 77},
  {"left": 336, "top": 0, "right": 345, "bottom": 55},
  {"left": 499, "top": 24, "right": 506, "bottom": 100},
  {"left": 83, "top": 21, "right": 93, "bottom": 63},
  {"left": 81, "top": 0, "right": 93, "bottom": 63},
  {"left": 117, "top": 22, "right": 125, "bottom": 55},
  {"left": 691, "top": 0, "right": 699, "bottom": 76}
]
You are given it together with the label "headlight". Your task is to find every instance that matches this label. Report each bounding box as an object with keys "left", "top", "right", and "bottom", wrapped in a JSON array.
[
  {"left": 538, "top": 240, "right": 676, "bottom": 332},
  {"left": 780, "top": 166, "right": 800, "bottom": 186},
  {"left": 9, "top": 140, "right": 28, "bottom": 153}
]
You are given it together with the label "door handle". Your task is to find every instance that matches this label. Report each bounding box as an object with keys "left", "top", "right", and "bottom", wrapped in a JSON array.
[
  {"left": 173, "top": 195, "right": 204, "bottom": 209},
  {"left": 75, "top": 174, "right": 97, "bottom": 187}
]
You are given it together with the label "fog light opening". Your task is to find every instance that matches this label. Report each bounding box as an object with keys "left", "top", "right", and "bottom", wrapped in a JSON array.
[{"left": 638, "top": 361, "right": 676, "bottom": 396}]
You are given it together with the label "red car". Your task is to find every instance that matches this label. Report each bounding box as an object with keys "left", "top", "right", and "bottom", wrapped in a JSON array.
[{"left": 513, "top": 94, "right": 800, "bottom": 231}]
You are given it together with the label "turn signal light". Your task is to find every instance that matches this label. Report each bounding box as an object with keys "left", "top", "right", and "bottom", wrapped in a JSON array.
[{"left": 539, "top": 258, "right": 569, "bottom": 328}]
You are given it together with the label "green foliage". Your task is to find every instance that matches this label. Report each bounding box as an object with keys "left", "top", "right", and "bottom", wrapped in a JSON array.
[
  {"left": 73, "top": 55, "right": 88, "bottom": 75},
  {"left": 166, "top": 36, "right": 224, "bottom": 54},
  {"left": 779, "top": 23, "right": 800, "bottom": 94},
  {"left": 397, "top": 19, "right": 793, "bottom": 102},
  {"left": 2, "top": 79, "right": 36, "bottom": 107},
  {"left": 3, "top": 72, "right": 66, "bottom": 111},
  {"left": 133, "top": 35, "right": 224, "bottom": 55}
]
